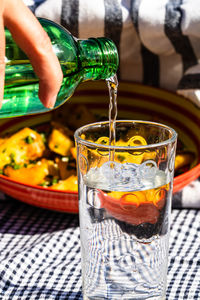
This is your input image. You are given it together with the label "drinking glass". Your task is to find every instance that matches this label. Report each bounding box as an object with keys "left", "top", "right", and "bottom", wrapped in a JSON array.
[{"left": 74, "top": 120, "right": 177, "bottom": 300}]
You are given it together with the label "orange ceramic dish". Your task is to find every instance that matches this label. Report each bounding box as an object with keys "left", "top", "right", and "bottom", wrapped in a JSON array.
[{"left": 0, "top": 81, "right": 199, "bottom": 213}]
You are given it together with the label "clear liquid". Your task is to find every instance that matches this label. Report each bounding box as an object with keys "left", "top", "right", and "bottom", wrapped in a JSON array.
[
  {"left": 106, "top": 75, "right": 118, "bottom": 161},
  {"left": 80, "top": 75, "right": 170, "bottom": 299},
  {"left": 79, "top": 166, "right": 171, "bottom": 300}
]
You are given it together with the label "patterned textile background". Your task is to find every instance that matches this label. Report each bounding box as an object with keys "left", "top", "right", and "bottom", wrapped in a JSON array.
[
  {"left": 24, "top": 0, "right": 200, "bottom": 107},
  {"left": 0, "top": 197, "right": 199, "bottom": 299}
]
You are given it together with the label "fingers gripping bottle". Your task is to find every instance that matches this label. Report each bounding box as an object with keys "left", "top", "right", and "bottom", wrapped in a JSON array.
[{"left": 3, "top": 18, "right": 119, "bottom": 118}]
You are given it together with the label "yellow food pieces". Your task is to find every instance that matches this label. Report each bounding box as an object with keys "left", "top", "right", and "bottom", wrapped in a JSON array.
[
  {"left": 48, "top": 122, "right": 74, "bottom": 156},
  {"left": 4, "top": 159, "right": 50, "bottom": 185},
  {"left": 0, "top": 122, "right": 77, "bottom": 191},
  {"left": 50, "top": 175, "right": 78, "bottom": 192},
  {"left": 0, "top": 127, "right": 45, "bottom": 169}
]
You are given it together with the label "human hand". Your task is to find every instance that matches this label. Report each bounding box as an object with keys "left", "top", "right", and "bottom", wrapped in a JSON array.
[{"left": 0, "top": 0, "right": 63, "bottom": 108}]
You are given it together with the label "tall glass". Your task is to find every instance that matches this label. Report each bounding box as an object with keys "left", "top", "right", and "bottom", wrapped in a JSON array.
[{"left": 75, "top": 120, "right": 177, "bottom": 300}]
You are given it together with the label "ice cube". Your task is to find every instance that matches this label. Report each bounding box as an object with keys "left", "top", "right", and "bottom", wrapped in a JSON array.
[{"left": 138, "top": 160, "right": 157, "bottom": 180}]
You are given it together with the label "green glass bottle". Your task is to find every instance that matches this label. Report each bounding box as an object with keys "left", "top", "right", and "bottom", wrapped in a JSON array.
[{"left": 3, "top": 18, "right": 119, "bottom": 118}]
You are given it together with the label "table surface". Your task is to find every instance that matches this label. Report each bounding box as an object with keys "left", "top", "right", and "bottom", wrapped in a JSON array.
[{"left": 0, "top": 194, "right": 199, "bottom": 300}]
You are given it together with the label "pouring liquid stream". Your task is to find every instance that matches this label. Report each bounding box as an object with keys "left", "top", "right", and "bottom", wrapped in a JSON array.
[{"left": 106, "top": 74, "right": 118, "bottom": 163}]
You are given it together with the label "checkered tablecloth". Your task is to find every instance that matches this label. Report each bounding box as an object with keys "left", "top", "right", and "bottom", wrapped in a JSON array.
[{"left": 0, "top": 194, "right": 199, "bottom": 300}]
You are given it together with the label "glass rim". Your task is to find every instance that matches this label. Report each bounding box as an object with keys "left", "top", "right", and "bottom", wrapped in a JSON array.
[{"left": 74, "top": 120, "right": 178, "bottom": 150}]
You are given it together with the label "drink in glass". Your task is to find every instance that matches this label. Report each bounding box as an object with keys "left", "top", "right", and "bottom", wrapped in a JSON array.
[{"left": 75, "top": 120, "right": 177, "bottom": 300}]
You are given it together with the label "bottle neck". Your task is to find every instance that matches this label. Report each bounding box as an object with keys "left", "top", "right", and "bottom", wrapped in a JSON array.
[{"left": 78, "top": 37, "right": 119, "bottom": 81}]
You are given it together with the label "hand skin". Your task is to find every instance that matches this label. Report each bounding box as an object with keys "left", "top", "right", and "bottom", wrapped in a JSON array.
[{"left": 0, "top": 0, "right": 63, "bottom": 109}]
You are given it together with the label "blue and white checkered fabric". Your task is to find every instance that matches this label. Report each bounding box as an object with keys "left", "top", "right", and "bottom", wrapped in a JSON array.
[{"left": 0, "top": 195, "right": 199, "bottom": 299}]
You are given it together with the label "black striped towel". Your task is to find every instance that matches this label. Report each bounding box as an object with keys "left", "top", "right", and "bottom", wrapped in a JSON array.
[{"left": 27, "top": 0, "right": 200, "bottom": 107}]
